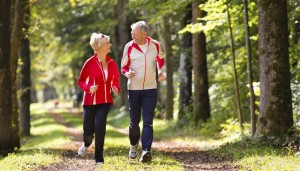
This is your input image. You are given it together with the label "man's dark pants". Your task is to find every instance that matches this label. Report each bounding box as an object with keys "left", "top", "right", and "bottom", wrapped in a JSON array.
[{"left": 128, "top": 89, "right": 157, "bottom": 151}]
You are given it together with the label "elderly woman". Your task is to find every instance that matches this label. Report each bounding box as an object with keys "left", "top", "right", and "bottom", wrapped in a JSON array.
[{"left": 77, "top": 33, "right": 120, "bottom": 164}]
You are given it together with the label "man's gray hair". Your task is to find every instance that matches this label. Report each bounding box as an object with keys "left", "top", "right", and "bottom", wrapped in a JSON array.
[{"left": 131, "top": 21, "right": 148, "bottom": 33}]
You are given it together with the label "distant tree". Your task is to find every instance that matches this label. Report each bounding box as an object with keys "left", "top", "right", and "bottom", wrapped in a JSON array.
[
  {"left": 243, "top": 0, "right": 256, "bottom": 136},
  {"left": 192, "top": 0, "right": 210, "bottom": 124},
  {"left": 226, "top": 1, "right": 243, "bottom": 130},
  {"left": 113, "top": 0, "right": 130, "bottom": 108},
  {"left": 161, "top": 16, "right": 174, "bottom": 120},
  {"left": 178, "top": 3, "right": 192, "bottom": 122},
  {"left": 255, "top": 0, "right": 293, "bottom": 137},
  {"left": 0, "top": 0, "right": 13, "bottom": 154}
]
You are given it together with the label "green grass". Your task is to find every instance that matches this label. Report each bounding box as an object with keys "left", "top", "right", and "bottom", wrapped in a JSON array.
[
  {"left": 1, "top": 102, "right": 299, "bottom": 170},
  {"left": 0, "top": 103, "right": 70, "bottom": 171},
  {"left": 0, "top": 102, "right": 184, "bottom": 171}
]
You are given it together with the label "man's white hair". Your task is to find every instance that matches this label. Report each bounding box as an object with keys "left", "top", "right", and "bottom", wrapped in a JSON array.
[{"left": 131, "top": 21, "right": 148, "bottom": 33}]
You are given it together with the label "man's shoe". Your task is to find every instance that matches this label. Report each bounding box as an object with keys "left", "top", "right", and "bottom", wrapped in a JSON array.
[
  {"left": 139, "top": 150, "right": 152, "bottom": 163},
  {"left": 78, "top": 144, "right": 88, "bottom": 156},
  {"left": 129, "top": 143, "right": 139, "bottom": 159}
]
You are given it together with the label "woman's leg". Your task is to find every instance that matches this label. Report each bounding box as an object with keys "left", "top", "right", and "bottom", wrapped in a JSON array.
[{"left": 94, "top": 103, "right": 110, "bottom": 162}]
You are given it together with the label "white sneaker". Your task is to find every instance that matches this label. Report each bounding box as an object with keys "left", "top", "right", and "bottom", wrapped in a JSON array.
[
  {"left": 129, "top": 143, "right": 139, "bottom": 159},
  {"left": 139, "top": 150, "right": 152, "bottom": 163},
  {"left": 78, "top": 144, "right": 88, "bottom": 156}
]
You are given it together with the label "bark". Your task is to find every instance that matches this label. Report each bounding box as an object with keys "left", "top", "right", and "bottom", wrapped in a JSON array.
[
  {"left": 10, "top": 0, "right": 27, "bottom": 148},
  {"left": 243, "top": 0, "right": 256, "bottom": 137},
  {"left": 226, "top": 2, "right": 243, "bottom": 130},
  {"left": 192, "top": 0, "right": 211, "bottom": 124},
  {"left": 255, "top": 0, "right": 293, "bottom": 137},
  {"left": 178, "top": 3, "right": 193, "bottom": 121},
  {"left": 0, "top": 0, "right": 13, "bottom": 154},
  {"left": 19, "top": 2, "right": 31, "bottom": 136},
  {"left": 192, "top": 0, "right": 210, "bottom": 124},
  {"left": 162, "top": 16, "right": 174, "bottom": 120}
]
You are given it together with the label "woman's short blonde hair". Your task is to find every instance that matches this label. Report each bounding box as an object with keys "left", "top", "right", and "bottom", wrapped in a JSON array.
[{"left": 90, "top": 33, "right": 110, "bottom": 52}]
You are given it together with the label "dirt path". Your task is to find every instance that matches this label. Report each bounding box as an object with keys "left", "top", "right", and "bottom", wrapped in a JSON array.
[{"left": 43, "top": 108, "right": 237, "bottom": 171}]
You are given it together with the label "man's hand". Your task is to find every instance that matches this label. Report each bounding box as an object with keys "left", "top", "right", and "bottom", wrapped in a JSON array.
[
  {"left": 125, "top": 70, "right": 135, "bottom": 79},
  {"left": 158, "top": 73, "right": 165, "bottom": 82}
]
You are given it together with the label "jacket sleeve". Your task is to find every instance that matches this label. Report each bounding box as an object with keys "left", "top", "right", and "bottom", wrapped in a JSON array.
[
  {"left": 111, "top": 62, "right": 121, "bottom": 92},
  {"left": 121, "top": 44, "right": 130, "bottom": 76},
  {"left": 77, "top": 61, "right": 92, "bottom": 92},
  {"left": 155, "top": 42, "right": 165, "bottom": 74}
]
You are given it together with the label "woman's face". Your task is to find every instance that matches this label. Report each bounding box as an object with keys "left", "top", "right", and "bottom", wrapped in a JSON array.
[
  {"left": 131, "top": 26, "right": 146, "bottom": 45},
  {"left": 101, "top": 39, "right": 112, "bottom": 53}
]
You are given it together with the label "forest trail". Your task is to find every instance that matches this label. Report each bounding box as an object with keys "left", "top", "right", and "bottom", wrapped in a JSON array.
[{"left": 39, "top": 106, "right": 237, "bottom": 171}]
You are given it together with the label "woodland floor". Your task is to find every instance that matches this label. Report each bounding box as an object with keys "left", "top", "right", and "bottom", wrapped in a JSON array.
[{"left": 36, "top": 107, "right": 238, "bottom": 171}]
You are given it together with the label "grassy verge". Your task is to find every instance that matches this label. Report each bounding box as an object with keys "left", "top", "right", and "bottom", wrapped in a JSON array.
[
  {"left": 0, "top": 102, "right": 184, "bottom": 171},
  {"left": 0, "top": 103, "right": 70, "bottom": 171}
]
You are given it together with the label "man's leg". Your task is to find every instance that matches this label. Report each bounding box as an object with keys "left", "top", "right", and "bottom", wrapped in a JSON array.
[
  {"left": 128, "top": 90, "right": 142, "bottom": 145},
  {"left": 141, "top": 89, "right": 157, "bottom": 151}
]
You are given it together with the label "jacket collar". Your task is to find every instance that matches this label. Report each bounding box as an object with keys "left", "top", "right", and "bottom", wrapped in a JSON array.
[
  {"left": 93, "top": 53, "right": 113, "bottom": 63},
  {"left": 131, "top": 36, "right": 151, "bottom": 53}
]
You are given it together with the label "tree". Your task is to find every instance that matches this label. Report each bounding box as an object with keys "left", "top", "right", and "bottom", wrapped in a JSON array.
[
  {"left": 243, "top": 0, "right": 256, "bottom": 137},
  {"left": 178, "top": 3, "right": 192, "bottom": 122},
  {"left": 10, "top": 0, "right": 27, "bottom": 148},
  {"left": 113, "top": 0, "right": 131, "bottom": 108},
  {"left": 255, "top": 0, "right": 293, "bottom": 137},
  {"left": 226, "top": 1, "right": 243, "bottom": 130},
  {"left": 0, "top": 0, "right": 13, "bottom": 154},
  {"left": 161, "top": 16, "right": 174, "bottom": 120},
  {"left": 192, "top": 0, "right": 211, "bottom": 124},
  {"left": 19, "top": 1, "right": 31, "bottom": 136}
]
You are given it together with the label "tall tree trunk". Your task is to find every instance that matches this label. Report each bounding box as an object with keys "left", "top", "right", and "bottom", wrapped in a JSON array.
[
  {"left": 226, "top": 2, "right": 243, "bottom": 130},
  {"left": 255, "top": 0, "right": 293, "bottom": 137},
  {"left": 179, "top": 3, "right": 192, "bottom": 121},
  {"left": 19, "top": 2, "right": 31, "bottom": 136},
  {"left": 114, "top": 0, "right": 130, "bottom": 108},
  {"left": 192, "top": 0, "right": 211, "bottom": 124},
  {"left": 10, "top": 0, "right": 26, "bottom": 149},
  {"left": 0, "top": 0, "right": 14, "bottom": 155},
  {"left": 243, "top": 0, "right": 256, "bottom": 137},
  {"left": 162, "top": 16, "right": 173, "bottom": 120}
]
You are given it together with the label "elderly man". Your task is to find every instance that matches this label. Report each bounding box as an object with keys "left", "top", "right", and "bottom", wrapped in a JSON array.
[{"left": 121, "top": 21, "right": 165, "bottom": 162}]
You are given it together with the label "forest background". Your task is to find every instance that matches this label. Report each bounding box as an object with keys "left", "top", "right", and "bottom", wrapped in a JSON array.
[{"left": 0, "top": 0, "right": 300, "bottom": 169}]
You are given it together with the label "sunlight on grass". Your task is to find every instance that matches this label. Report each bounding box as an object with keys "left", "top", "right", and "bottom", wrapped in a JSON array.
[
  {"left": 0, "top": 103, "right": 71, "bottom": 171},
  {"left": 238, "top": 155, "right": 300, "bottom": 171}
]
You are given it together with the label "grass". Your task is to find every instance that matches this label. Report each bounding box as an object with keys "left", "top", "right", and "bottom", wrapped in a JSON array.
[
  {"left": 0, "top": 102, "right": 184, "bottom": 171},
  {"left": 0, "top": 103, "right": 69, "bottom": 171},
  {"left": 0, "top": 102, "right": 299, "bottom": 170}
]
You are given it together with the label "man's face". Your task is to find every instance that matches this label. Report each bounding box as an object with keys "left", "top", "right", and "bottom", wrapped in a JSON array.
[{"left": 131, "top": 26, "right": 146, "bottom": 45}]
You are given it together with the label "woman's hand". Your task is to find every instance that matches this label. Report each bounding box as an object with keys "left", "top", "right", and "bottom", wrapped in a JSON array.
[
  {"left": 90, "top": 85, "right": 98, "bottom": 94},
  {"left": 112, "top": 86, "right": 118, "bottom": 96}
]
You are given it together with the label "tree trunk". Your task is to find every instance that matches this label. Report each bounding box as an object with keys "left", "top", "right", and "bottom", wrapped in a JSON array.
[
  {"left": 226, "top": 2, "right": 243, "bottom": 130},
  {"left": 162, "top": 16, "right": 174, "bottom": 120},
  {"left": 243, "top": 0, "right": 256, "bottom": 137},
  {"left": 192, "top": 0, "right": 211, "bottom": 124},
  {"left": 255, "top": 0, "right": 293, "bottom": 137},
  {"left": 114, "top": 0, "right": 130, "bottom": 108},
  {"left": 19, "top": 2, "right": 31, "bottom": 136},
  {"left": 10, "top": 0, "right": 27, "bottom": 149},
  {"left": 0, "top": 0, "right": 14, "bottom": 155},
  {"left": 178, "top": 3, "right": 192, "bottom": 121}
]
